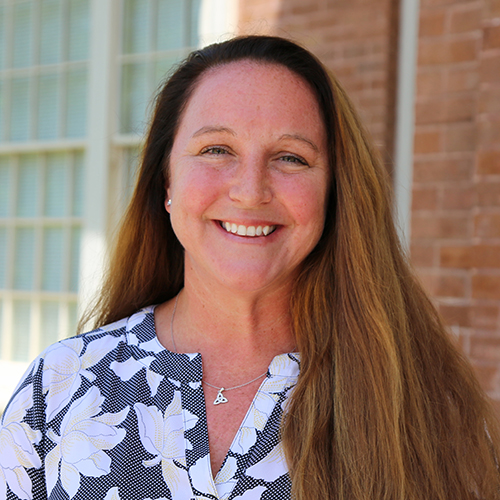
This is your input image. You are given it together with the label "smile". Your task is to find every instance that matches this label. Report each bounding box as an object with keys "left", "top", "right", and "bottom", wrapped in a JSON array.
[{"left": 220, "top": 221, "right": 277, "bottom": 237}]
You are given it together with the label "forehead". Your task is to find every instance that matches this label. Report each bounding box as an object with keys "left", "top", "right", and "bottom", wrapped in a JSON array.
[{"left": 177, "top": 60, "right": 325, "bottom": 138}]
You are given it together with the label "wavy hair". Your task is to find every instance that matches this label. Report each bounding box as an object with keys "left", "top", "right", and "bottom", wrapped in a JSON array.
[{"left": 84, "top": 36, "right": 500, "bottom": 499}]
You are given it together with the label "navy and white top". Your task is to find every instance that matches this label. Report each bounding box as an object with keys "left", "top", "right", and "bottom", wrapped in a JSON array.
[{"left": 0, "top": 306, "right": 300, "bottom": 500}]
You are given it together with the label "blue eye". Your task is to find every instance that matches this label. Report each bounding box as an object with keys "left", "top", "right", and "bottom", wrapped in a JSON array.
[
  {"left": 280, "top": 155, "right": 308, "bottom": 166},
  {"left": 201, "top": 146, "right": 228, "bottom": 155}
]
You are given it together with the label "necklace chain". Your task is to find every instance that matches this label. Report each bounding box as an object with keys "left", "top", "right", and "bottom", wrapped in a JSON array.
[{"left": 169, "top": 294, "right": 267, "bottom": 404}]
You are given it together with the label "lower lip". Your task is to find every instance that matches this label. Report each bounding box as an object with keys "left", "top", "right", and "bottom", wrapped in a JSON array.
[{"left": 215, "top": 221, "right": 280, "bottom": 242}]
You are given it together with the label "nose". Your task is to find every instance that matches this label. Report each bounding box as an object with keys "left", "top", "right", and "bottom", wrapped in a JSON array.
[{"left": 228, "top": 156, "right": 272, "bottom": 207}]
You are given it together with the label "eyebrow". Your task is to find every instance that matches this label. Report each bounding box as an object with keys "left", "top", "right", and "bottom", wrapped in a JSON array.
[
  {"left": 192, "top": 126, "right": 236, "bottom": 138},
  {"left": 191, "top": 127, "right": 320, "bottom": 153},
  {"left": 279, "top": 134, "right": 320, "bottom": 153}
]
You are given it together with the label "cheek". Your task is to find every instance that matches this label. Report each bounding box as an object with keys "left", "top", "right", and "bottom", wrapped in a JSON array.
[{"left": 283, "top": 177, "right": 328, "bottom": 232}]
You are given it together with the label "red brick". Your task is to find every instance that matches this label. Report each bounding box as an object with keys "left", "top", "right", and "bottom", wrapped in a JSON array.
[
  {"left": 473, "top": 245, "right": 500, "bottom": 267},
  {"left": 417, "top": 69, "right": 445, "bottom": 95},
  {"left": 414, "top": 129, "right": 443, "bottom": 154},
  {"left": 413, "top": 158, "right": 473, "bottom": 182},
  {"left": 449, "top": 6, "right": 482, "bottom": 33},
  {"left": 478, "top": 150, "right": 500, "bottom": 175},
  {"left": 417, "top": 38, "right": 479, "bottom": 66},
  {"left": 478, "top": 120, "right": 500, "bottom": 148},
  {"left": 419, "top": 10, "right": 446, "bottom": 36},
  {"left": 410, "top": 243, "right": 437, "bottom": 267},
  {"left": 480, "top": 54, "right": 500, "bottom": 83},
  {"left": 415, "top": 100, "right": 446, "bottom": 124},
  {"left": 435, "top": 274, "right": 468, "bottom": 297},
  {"left": 446, "top": 65, "right": 479, "bottom": 92},
  {"left": 412, "top": 214, "right": 470, "bottom": 239},
  {"left": 441, "top": 186, "right": 474, "bottom": 210},
  {"left": 418, "top": 40, "right": 449, "bottom": 65},
  {"left": 471, "top": 305, "right": 499, "bottom": 329},
  {"left": 439, "top": 303, "right": 471, "bottom": 327},
  {"left": 444, "top": 124, "right": 476, "bottom": 152},
  {"left": 441, "top": 245, "right": 474, "bottom": 268},
  {"left": 412, "top": 187, "right": 439, "bottom": 210},
  {"left": 477, "top": 182, "right": 500, "bottom": 207},
  {"left": 484, "top": 25, "right": 500, "bottom": 50},
  {"left": 470, "top": 336, "right": 500, "bottom": 362},
  {"left": 415, "top": 95, "right": 476, "bottom": 124},
  {"left": 472, "top": 274, "right": 500, "bottom": 300},
  {"left": 475, "top": 214, "right": 500, "bottom": 238},
  {"left": 478, "top": 88, "right": 500, "bottom": 115},
  {"left": 470, "top": 362, "right": 500, "bottom": 392},
  {"left": 449, "top": 37, "right": 479, "bottom": 62},
  {"left": 490, "top": 0, "right": 500, "bottom": 16}
]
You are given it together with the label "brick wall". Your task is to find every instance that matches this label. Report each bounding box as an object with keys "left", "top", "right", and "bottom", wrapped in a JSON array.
[
  {"left": 413, "top": 0, "right": 500, "bottom": 408},
  {"left": 238, "top": 0, "right": 500, "bottom": 407}
]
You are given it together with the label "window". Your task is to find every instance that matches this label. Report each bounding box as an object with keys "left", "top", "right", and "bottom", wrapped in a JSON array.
[{"left": 0, "top": 0, "right": 238, "bottom": 410}]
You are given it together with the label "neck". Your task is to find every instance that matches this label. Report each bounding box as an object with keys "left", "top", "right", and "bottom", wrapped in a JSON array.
[{"left": 155, "top": 275, "right": 296, "bottom": 366}]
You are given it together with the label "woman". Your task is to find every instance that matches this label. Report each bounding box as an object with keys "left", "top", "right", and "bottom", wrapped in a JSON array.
[{"left": 2, "top": 36, "right": 500, "bottom": 500}]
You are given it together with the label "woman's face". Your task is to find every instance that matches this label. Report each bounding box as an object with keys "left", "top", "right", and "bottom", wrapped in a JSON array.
[{"left": 167, "top": 61, "right": 329, "bottom": 294}]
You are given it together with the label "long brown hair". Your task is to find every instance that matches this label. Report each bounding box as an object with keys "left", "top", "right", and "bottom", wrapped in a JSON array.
[{"left": 85, "top": 36, "right": 500, "bottom": 499}]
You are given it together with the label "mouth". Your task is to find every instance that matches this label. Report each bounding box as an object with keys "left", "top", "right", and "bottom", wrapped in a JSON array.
[{"left": 219, "top": 221, "right": 277, "bottom": 237}]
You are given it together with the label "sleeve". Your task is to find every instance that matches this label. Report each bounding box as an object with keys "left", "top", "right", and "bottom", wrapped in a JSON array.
[{"left": 0, "top": 357, "right": 48, "bottom": 500}]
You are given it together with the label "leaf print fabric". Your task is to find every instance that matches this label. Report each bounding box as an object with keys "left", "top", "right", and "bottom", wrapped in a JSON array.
[
  {"left": 45, "top": 386, "right": 128, "bottom": 498},
  {"left": 0, "top": 307, "right": 299, "bottom": 500},
  {"left": 0, "top": 384, "right": 41, "bottom": 500}
]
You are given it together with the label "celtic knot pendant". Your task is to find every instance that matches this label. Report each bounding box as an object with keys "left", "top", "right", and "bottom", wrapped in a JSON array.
[{"left": 213, "top": 388, "right": 228, "bottom": 405}]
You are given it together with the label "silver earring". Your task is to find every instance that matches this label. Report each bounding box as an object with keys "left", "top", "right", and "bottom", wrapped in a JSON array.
[{"left": 167, "top": 199, "right": 172, "bottom": 207}]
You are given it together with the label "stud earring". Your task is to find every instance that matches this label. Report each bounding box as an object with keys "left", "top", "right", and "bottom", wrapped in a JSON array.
[{"left": 167, "top": 199, "right": 172, "bottom": 207}]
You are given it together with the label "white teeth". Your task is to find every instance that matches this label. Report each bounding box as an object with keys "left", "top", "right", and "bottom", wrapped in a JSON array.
[{"left": 221, "top": 222, "right": 276, "bottom": 237}]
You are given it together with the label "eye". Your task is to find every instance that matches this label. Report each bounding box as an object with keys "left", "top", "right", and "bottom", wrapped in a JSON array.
[
  {"left": 279, "top": 154, "right": 308, "bottom": 166},
  {"left": 200, "top": 146, "right": 229, "bottom": 156}
]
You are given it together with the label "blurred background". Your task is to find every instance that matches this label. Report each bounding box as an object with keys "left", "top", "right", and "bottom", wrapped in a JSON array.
[{"left": 0, "top": 0, "right": 499, "bottom": 414}]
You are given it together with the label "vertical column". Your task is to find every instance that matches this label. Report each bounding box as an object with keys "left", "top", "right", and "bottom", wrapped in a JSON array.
[{"left": 79, "top": 0, "right": 119, "bottom": 324}]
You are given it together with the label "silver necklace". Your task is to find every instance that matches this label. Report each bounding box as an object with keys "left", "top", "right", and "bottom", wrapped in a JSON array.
[{"left": 170, "top": 294, "right": 268, "bottom": 405}]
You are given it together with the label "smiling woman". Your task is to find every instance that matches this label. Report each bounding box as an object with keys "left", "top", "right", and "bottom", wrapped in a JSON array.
[{"left": 2, "top": 36, "right": 500, "bottom": 500}]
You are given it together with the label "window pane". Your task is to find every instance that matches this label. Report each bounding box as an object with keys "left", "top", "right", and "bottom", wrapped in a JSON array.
[
  {"left": 44, "top": 153, "right": 67, "bottom": 217},
  {"left": 0, "top": 228, "right": 7, "bottom": 288},
  {"left": 37, "top": 73, "right": 60, "bottom": 140},
  {"left": 154, "top": 57, "right": 177, "bottom": 86},
  {"left": 72, "top": 152, "right": 84, "bottom": 217},
  {"left": 12, "top": 301, "right": 31, "bottom": 361},
  {"left": 17, "top": 156, "right": 39, "bottom": 217},
  {"left": 40, "top": 0, "right": 62, "bottom": 65},
  {"left": 41, "top": 301, "right": 59, "bottom": 350},
  {"left": 189, "top": 0, "right": 202, "bottom": 47},
  {"left": 42, "top": 226, "right": 64, "bottom": 291},
  {"left": 14, "top": 228, "right": 35, "bottom": 290},
  {"left": 0, "top": 5, "right": 5, "bottom": 69},
  {"left": 69, "top": 227, "right": 80, "bottom": 292},
  {"left": 13, "top": 2, "right": 33, "bottom": 68},
  {"left": 69, "top": 0, "right": 90, "bottom": 61},
  {"left": 66, "top": 68, "right": 87, "bottom": 138},
  {"left": 0, "top": 158, "right": 10, "bottom": 217},
  {"left": 0, "top": 80, "right": 4, "bottom": 141},
  {"left": 123, "top": 0, "right": 150, "bottom": 54},
  {"left": 121, "top": 62, "right": 148, "bottom": 134},
  {"left": 157, "top": 0, "right": 185, "bottom": 50},
  {"left": 10, "top": 77, "right": 31, "bottom": 141},
  {"left": 0, "top": 299, "right": 3, "bottom": 358},
  {"left": 68, "top": 301, "right": 77, "bottom": 337}
]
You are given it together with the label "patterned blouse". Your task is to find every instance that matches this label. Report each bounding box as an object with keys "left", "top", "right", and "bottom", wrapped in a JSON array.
[{"left": 0, "top": 306, "right": 300, "bottom": 500}]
